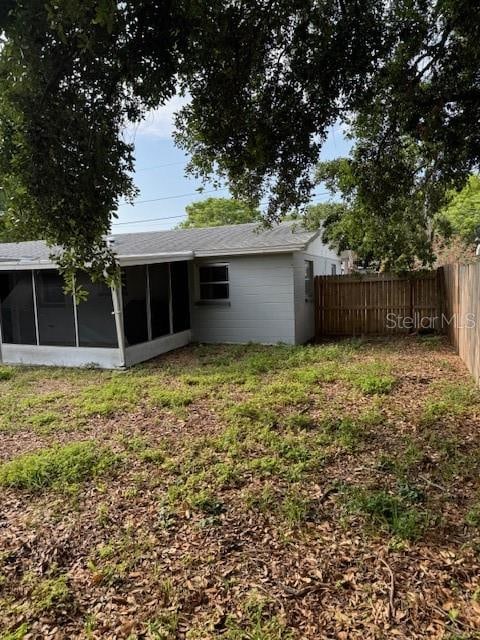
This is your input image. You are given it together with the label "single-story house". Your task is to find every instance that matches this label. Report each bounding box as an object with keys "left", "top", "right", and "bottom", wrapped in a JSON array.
[{"left": 0, "top": 221, "right": 341, "bottom": 369}]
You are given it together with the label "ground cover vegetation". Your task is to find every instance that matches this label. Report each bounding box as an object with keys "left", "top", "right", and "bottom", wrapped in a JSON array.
[{"left": 0, "top": 337, "right": 479, "bottom": 637}]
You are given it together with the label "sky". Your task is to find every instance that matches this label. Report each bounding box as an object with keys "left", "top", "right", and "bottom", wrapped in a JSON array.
[{"left": 114, "top": 98, "right": 352, "bottom": 234}]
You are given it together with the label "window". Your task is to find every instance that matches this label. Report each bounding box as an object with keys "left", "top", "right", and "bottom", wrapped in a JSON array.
[
  {"left": 122, "top": 266, "right": 148, "bottom": 346},
  {"left": 0, "top": 271, "right": 37, "bottom": 344},
  {"left": 198, "top": 264, "right": 229, "bottom": 300},
  {"left": 35, "top": 270, "right": 76, "bottom": 346},
  {"left": 304, "top": 260, "right": 314, "bottom": 301},
  {"left": 331, "top": 264, "right": 337, "bottom": 276},
  {"left": 76, "top": 272, "right": 117, "bottom": 348}
]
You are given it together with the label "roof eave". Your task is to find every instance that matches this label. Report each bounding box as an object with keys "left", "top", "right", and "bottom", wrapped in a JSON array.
[
  {"left": 194, "top": 244, "right": 307, "bottom": 258},
  {"left": 0, "top": 259, "right": 54, "bottom": 270},
  {"left": 117, "top": 251, "right": 194, "bottom": 266},
  {"left": 0, "top": 242, "right": 311, "bottom": 269}
]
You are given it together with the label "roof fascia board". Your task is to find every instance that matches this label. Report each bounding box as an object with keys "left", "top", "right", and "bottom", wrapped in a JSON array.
[
  {"left": 0, "top": 261, "right": 54, "bottom": 270},
  {"left": 194, "top": 244, "right": 307, "bottom": 258},
  {"left": 117, "top": 251, "right": 194, "bottom": 267}
]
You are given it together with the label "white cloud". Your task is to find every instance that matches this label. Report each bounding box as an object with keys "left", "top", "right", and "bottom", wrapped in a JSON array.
[{"left": 126, "top": 94, "right": 189, "bottom": 139}]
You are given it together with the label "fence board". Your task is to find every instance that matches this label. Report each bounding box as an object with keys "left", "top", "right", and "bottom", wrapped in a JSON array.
[
  {"left": 315, "top": 272, "right": 439, "bottom": 338},
  {"left": 314, "top": 266, "right": 480, "bottom": 385},
  {"left": 441, "top": 263, "right": 480, "bottom": 384}
]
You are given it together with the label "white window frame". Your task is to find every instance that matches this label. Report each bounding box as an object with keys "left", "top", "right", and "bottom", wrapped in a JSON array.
[
  {"left": 304, "top": 260, "right": 314, "bottom": 302},
  {"left": 197, "top": 262, "right": 230, "bottom": 302},
  {"left": 331, "top": 264, "right": 337, "bottom": 276}
]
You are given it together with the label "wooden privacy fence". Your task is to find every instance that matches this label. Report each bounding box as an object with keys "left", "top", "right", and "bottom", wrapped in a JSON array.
[
  {"left": 314, "top": 272, "right": 441, "bottom": 337},
  {"left": 441, "top": 263, "right": 480, "bottom": 384}
]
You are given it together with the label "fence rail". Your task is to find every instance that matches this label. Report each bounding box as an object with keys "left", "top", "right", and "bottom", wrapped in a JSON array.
[{"left": 314, "top": 272, "right": 441, "bottom": 338}]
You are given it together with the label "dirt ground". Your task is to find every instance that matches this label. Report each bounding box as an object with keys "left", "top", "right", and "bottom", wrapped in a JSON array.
[{"left": 0, "top": 336, "right": 479, "bottom": 639}]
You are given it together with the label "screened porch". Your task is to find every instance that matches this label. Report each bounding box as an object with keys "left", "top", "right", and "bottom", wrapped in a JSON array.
[{"left": 0, "top": 260, "right": 192, "bottom": 369}]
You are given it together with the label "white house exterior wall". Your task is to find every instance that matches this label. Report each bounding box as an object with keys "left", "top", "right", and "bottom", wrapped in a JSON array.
[
  {"left": 190, "top": 253, "right": 296, "bottom": 345},
  {"left": 293, "top": 235, "right": 342, "bottom": 344}
]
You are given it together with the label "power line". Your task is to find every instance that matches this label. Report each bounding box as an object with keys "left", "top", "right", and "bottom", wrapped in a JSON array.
[
  {"left": 113, "top": 213, "right": 186, "bottom": 226},
  {"left": 118, "top": 187, "right": 228, "bottom": 206},
  {"left": 112, "top": 191, "right": 331, "bottom": 227},
  {"left": 120, "top": 185, "right": 330, "bottom": 207},
  {"left": 134, "top": 160, "right": 187, "bottom": 172}
]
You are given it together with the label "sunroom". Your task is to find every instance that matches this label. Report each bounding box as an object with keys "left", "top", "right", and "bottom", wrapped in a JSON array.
[
  {"left": 0, "top": 221, "right": 343, "bottom": 368},
  {"left": 0, "top": 256, "right": 192, "bottom": 369}
]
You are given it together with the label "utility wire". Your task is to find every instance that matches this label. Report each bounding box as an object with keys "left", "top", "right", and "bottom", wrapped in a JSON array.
[
  {"left": 118, "top": 187, "right": 228, "bottom": 206},
  {"left": 120, "top": 186, "right": 331, "bottom": 207},
  {"left": 134, "top": 160, "right": 187, "bottom": 172},
  {"left": 112, "top": 191, "right": 331, "bottom": 227},
  {"left": 113, "top": 213, "right": 186, "bottom": 226}
]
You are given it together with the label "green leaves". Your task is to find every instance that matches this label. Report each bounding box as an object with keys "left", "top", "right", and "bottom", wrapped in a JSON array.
[
  {"left": 0, "top": 0, "right": 479, "bottom": 280},
  {"left": 179, "top": 197, "right": 261, "bottom": 228},
  {"left": 438, "top": 175, "right": 480, "bottom": 244}
]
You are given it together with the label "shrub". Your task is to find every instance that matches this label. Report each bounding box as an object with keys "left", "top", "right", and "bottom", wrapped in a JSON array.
[{"left": 0, "top": 441, "right": 119, "bottom": 491}]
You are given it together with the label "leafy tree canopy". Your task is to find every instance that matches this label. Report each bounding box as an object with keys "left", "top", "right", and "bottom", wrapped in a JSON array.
[
  {"left": 437, "top": 175, "right": 480, "bottom": 245},
  {"left": 0, "top": 1, "right": 479, "bottom": 281},
  {"left": 179, "top": 198, "right": 261, "bottom": 229},
  {"left": 0, "top": 191, "right": 39, "bottom": 242},
  {"left": 312, "top": 155, "right": 442, "bottom": 271}
]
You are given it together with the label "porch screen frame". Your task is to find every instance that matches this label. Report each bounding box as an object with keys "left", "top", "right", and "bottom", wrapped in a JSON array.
[{"left": 0, "top": 268, "right": 119, "bottom": 351}]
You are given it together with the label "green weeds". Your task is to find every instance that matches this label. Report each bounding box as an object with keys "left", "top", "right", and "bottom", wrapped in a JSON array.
[
  {"left": 0, "top": 624, "right": 29, "bottom": 640},
  {"left": 76, "top": 375, "right": 145, "bottom": 416},
  {"left": 0, "top": 441, "right": 119, "bottom": 491},
  {"left": 26, "top": 573, "right": 71, "bottom": 614},
  {"left": 150, "top": 387, "right": 199, "bottom": 409},
  {"left": 420, "top": 382, "right": 479, "bottom": 426},
  {"left": 345, "top": 362, "right": 396, "bottom": 395},
  {"left": 0, "top": 367, "right": 14, "bottom": 381},
  {"left": 222, "top": 592, "right": 293, "bottom": 640},
  {"left": 344, "top": 487, "right": 431, "bottom": 540}
]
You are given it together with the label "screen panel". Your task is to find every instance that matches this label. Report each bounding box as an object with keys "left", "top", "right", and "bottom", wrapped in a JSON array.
[
  {"left": 149, "top": 263, "right": 171, "bottom": 339},
  {"left": 76, "top": 272, "right": 118, "bottom": 348},
  {"left": 35, "top": 270, "right": 76, "bottom": 346},
  {"left": 171, "top": 261, "right": 190, "bottom": 333},
  {"left": 0, "top": 271, "right": 37, "bottom": 344},
  {"left": 122, "top": 266, "right": 148, "bottom": 346}
]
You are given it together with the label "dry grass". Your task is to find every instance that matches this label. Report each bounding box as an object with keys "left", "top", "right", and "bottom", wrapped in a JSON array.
[{"left": 0, "top": 337, "right": 480, "bottom": 639}]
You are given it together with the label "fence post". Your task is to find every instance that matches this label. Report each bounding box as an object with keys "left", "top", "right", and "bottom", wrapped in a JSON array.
[
  {"left": 436, "top": 267, "right": 444, "bottom": 333},
  {"left": 408, "top": 275, "right": 414, "bottom": 334},
  {"left": 314, "top": 277, "right": 320, "bottom": 340}
]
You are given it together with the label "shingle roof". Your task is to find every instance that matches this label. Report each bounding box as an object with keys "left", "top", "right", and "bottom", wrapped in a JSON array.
[{"left": 0, "top": 221, "right": 318, "bottom": 263}]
